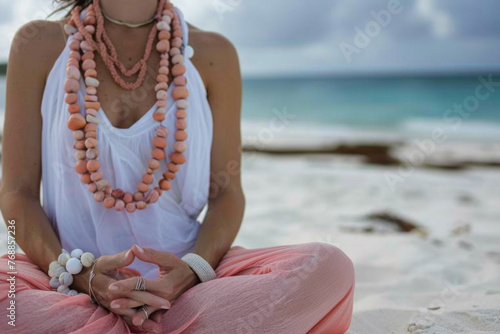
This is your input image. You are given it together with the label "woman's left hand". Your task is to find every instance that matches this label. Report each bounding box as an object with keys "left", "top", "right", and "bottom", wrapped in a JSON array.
[{"left": 108, "top": 244, "right": 201, "bottom": 328}]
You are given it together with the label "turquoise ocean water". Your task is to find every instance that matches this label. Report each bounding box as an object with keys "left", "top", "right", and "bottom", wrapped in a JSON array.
[{"left": 2, "top": 75, "right": 500, "bottom": 142}]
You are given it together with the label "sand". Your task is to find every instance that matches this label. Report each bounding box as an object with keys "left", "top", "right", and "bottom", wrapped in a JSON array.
[{"left": 0, "top": 126, "right": 499, "bottom": 333}]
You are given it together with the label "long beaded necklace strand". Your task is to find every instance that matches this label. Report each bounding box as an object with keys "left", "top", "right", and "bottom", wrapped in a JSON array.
[{"left": 63, "top": 0, "right": 189, "bottom": 213}]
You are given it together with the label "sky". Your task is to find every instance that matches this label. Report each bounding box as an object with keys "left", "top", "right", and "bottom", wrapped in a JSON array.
[{"left": 0, "top": 0, "right": 499, "bottom": 76}]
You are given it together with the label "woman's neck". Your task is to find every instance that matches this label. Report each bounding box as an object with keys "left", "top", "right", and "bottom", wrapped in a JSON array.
[{"left": 99, "top": 0, "right": 160, "bottom": 25}]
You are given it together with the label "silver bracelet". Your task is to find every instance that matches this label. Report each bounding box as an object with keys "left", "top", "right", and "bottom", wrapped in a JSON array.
[{"left": 181, "top": 253, "right": 217, "bottom": 283}]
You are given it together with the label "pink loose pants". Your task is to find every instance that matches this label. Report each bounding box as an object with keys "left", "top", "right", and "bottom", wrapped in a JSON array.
[{"left": 0, "top": 242, "right": 354, "bottom": 333}]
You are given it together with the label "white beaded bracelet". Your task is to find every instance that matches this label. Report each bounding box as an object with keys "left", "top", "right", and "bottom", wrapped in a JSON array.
[
  {"left": 48, "top": 248, "right": 95, "bottom": 296},
  {"left": 181, "top": 253, "right": 217, "bottom": 283}
]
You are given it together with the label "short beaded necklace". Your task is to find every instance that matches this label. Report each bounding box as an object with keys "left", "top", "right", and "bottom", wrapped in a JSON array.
[{"left": 63, "top": 0, "right": 189, "bottom": 213}]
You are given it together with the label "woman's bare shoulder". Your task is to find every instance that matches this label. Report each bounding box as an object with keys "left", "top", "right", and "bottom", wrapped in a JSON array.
[
  {"left": 10, "top": 19, "right": 68, "bottom": 79},
  {"left": 186, "top": 24, "right": 240, "bottom": 89}
]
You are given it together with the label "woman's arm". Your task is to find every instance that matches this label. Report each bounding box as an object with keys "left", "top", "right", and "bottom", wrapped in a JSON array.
[
  {"left": 0, "top": 20, "right": 94, "bottom": 289},
  {"left": 190, "top": 32, "right": 245, "bottom": 269}
]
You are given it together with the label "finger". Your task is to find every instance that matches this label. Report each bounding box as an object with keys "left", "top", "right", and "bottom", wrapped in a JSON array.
[
  {"left": 98, "top": 248, "right": 135, "bottom": 273},
  {"left": 123, "top": 290, "right": 171, "bottom": 309},
  {"left": 150, "top": 309, "right": 167, "bottom": 325},
  {"left": 132, "top": 305, "right": 160, "bottom": 329},
  {"left": 110, "top": 297, "right": 144, "bottom": 310},
  {"left": 109, "top": 306, "right": 137, "bottom": 318},
  {"left": 131, "top": 244, "right": 177, "bottom": 267},
  {"left": 109, "top": 275, "right": 169, "bottom": 295}
]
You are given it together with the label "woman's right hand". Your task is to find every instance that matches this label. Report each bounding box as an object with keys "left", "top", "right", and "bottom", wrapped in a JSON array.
[{"left": 71, "top": 248, "right": 168, "bottom": 333}]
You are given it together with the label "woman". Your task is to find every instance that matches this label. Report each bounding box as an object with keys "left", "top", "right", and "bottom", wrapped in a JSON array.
[{"left": 0, "top": 0, "right": 355, "bottom": 333}]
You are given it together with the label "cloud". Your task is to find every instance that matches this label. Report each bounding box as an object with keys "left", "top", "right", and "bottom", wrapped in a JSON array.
[{"left": 0, "top": 0, "right": 499, "bottom": 75}]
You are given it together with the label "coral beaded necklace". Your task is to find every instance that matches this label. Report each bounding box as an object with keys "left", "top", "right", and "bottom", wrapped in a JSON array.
[{"left": 63, "top": 0, "right": 189, "bottom": 213}]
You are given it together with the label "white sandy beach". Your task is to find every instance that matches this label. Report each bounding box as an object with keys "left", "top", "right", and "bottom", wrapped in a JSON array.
[{"left": 1, "top": 126, "right": 499, "bottom": 333}]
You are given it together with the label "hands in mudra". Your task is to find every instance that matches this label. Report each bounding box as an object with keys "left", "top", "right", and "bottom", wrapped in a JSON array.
[{"left": 91, "top": 245, "right": 200, "bottom": 332}]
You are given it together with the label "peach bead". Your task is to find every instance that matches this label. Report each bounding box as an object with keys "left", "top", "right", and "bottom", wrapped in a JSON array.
[
  {"left": 94, "top": 191, "right": 105, "bottom": 202},
  {"left": 80, "top": 173, "right": 91, "bottom": 184},
  {"left": 159, "top": 66, "right": 169, "bottom": 75},
  {"left": 69, "top": 40, "right": 80, "bottom": 51},
  {"left": 87, "top": 159, "right": 100, "bottom": 172},
  {"left": 175, "top": 130, "right": 187, "bottom": 141},
  {"left": 80, "top": 40, "right": 94, "bottom": 51},
  {"left": 75, "top": 150, "right": 86, "bottom": 160},
  {"left": 156, "top": 100, "right": 167, "bottom": 108},
  {"left": 172, "top": 87, "right": 189, "bottom": 99},
  {"left": 146, "top": 190, "right": 159, "bottom": 204},
  {"left": 85, "top": 131, "right": 97, "bottom": 139},
  {"left": 162, "top": 171, "right": 175, "bottom": 180},
  {"left": 137, "top": 182, "right": 149, "bottom": 193},
  {"left": 65, "top": 93, "right": 78, "bottom": 104},
  {"left": 168, "top": 163, "right": 179, "bottom": 172},
  {"left": 84, "top": 16, "right": 96, "bottom": 25},
  {"left": 86, "top": 86, "right": 97, "bottom": 95},
  {"left": 85, "top": 69, "right": 97, "bottom": 78},
  {"left": 155, "top": 82, "right": 168, "bottom": 91},
  {"left": 82, "top": 52, "right": 95, "bottom": 61},
  {"left": 86, "top": 148, "right": 98, "bottom": 159},
  {"left": 85, "top": 138, "right": 98, "bottom": 149},
  {"left": 156, "top": 126, "right": 168, "bottom": 137},
  {"left": 152, "top": 148, "right": 166, "bottom": 160},
  {"left": 73, "top": 32, "right": 83, "bottom": 41},
  {"left": 69, "top": 51, "right": 81, "bottom": 60},
  {"left": 75, "top": 160, "right": 87, "bottom": 174},
  {"left": 103, "top": 197, "right": 115, "bottom": 208},
  {"left": 148, "top": 159, "right": 160, "bottom": 170},
  {"left": 123, "top": 193, "right": 133, "bottom": 204},
  {"left": 84, "top": 25, "right": 95, "bottom": 34},
  {"left": 172, "top": 64, "right": 186, "bottom": 76},
  {"left": 102, "top": 183, "right": 112, "bottom": 194},
  {"left": 91, "top": 172, "right": 103, "bottom": 182},
  {"left": 171, "top": 152, "right": 186, "bottom": 165},
  {"left": 82, "top": 59, "right": 96, "bottom": 71},
  {"left": 173, "top": 30, "right": 182, "bottom": 38},
  {"left": 67, "top": 58, "right": 78, "bottom": 67},
  {"left": 64, "top": 79, "right": 80, "bottom": 93},
  {"left": 160, "top": 59, "right": 169, "bottom": 67},
  {"left": 159, "top": 179, "right": 171, "bottom": 190},
  {"left": 87, "top": 183, "right": 97, "bottom": 193},
  {"left": 125, "top": 203, "right": 136, "bottom": 213},
  {"left": 85, "top": 123, "right": 97, "bottom": 132},
  {"left": 152, "top": 136, "right": 167, "bottom": 148},
  {"left": 112, "top": 189, "right": 125, "bottom": 199},
  {"left": 133, "top": 192, "right": 145, "bottom": 202},
  {"left": 85, "top": 102, "right": 101, "bottom": 110},
  {"left": 157, "top": 74, "right": 168, "bottom": 83},
  {"left": 175, "top": 119, "right": 187, "bottom": 130},
  {"left": 156, "top": 40, "right": 170, "bottom": 53},
  {"left": 176, "top": 109, "right": 187, "bottom": 118},
  {"left": 153, "top": 112, "right": 165, "bottom": 122},
  {"left": 68, "top": 114, "right": 86, "bottom": 130},
  {"left": 173, "top": 76, "right": 187, "bottom": 86},
  {"left": 174, "top": 141, "right": 187, "bottom": 153},
  {"left": 85, "top": 95, "right": 98, "bottom": 102},
  {"left": 142, "top": 174, "right": 154, "bottom": 184},
  {"left": 172, "top": 37, "right": 183, "bottom": 48},
  {"left": 74, "top": 140, "right": 86, "bottom": 150},
  {"left": 146, "top": 168, "right": 154, "bottom": 174},
  {"left": 68, "top": 104, "right": 81, "bottom": 114},
  {"left": 170, "top": 48, "right": 181, "bottom": 56},
  {"left": 66, "top": 66, "right": 81, "bottom": 80},
  {"left": 159, "top": 30, "right": 171, "bottom": 40},
  {"left": 136, "top": 201, "right": 147, "bottom": 210},
  {"left": 172, "top": 54, "right": 184, "bottom": 65}
]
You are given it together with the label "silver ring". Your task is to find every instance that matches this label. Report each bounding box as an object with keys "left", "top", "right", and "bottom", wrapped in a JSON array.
[
  {"left": 134, "top": 276, "right": 146, "bottom": 291},
  {"left": 141, "top": 306, "right": 149, "bottom": 319}
]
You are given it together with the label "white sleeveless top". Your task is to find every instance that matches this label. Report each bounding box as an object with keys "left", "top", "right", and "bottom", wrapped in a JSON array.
[{"left": 40, "top": 7, "right": 213, "bottom": 279}]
